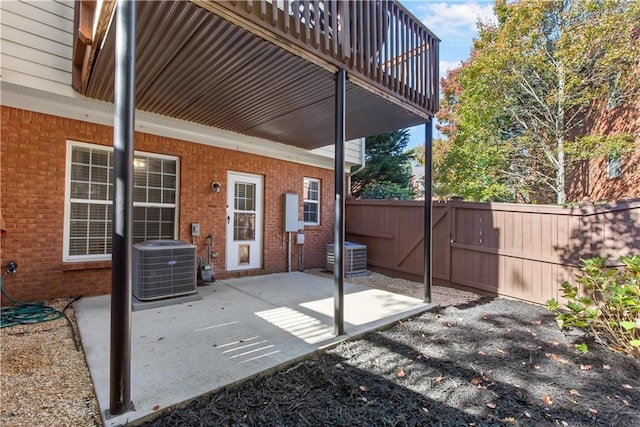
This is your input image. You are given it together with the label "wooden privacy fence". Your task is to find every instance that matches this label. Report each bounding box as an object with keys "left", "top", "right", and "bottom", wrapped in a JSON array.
[{"left": 345, "top": 199, "right": 640, "bottom": 305}]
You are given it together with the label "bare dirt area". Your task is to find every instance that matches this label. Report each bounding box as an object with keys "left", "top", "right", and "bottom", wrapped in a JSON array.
[
  {"left": 0, "top": 298, "right": 102, "bottom": 427},
  {"left": 306, "top": 268, "right": 482, "bottom": 306}
]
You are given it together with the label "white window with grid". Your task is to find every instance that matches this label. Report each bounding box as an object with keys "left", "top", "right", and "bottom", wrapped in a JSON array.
[
  {"left": 303, "top": 177, "right": 320, "bottom": 225},
  {"left": 63, "top": 141, "right": 179, "bottom": 261}
]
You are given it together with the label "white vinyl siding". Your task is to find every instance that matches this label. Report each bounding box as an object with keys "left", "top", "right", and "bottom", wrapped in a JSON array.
[
  {"left": 311, "top": 138, "right": 363, "bottom": 166},
  {"left": 0, "top": 1, "right": 74, "bottom": 94},
  {"left": 64, "top": 141, "right": 179, "bottom": 262}
]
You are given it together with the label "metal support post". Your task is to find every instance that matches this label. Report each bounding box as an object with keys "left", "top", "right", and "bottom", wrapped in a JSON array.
[
  {"left": 334, "top": 68, "right": 346, "bottom": 335},
  {"left": 110, "top": 0, "right": 136, "bottom": 416},
  {"left": 423, "top": 119, "right": 433, "bottom": 303}
]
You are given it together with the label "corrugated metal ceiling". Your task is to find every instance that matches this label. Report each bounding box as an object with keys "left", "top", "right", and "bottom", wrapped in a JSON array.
[{"left": 84, "top": 1, "right": 426, "bottom": 150}]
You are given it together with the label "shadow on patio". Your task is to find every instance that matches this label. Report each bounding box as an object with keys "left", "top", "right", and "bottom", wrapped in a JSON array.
[{"left": 75, "top": 272, "right": 434, "bottom": 426}]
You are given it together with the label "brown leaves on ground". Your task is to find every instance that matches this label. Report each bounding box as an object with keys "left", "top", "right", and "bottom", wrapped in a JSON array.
[
  {"left": 546, "top": 353, "right": 570, "bottom": 365},
  {"left": 471, "top": 374, "right": 496, "bottom": 390}
]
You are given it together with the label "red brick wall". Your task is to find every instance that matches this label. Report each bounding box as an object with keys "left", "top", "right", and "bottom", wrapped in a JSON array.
[
  {"left": 566, "top": 92, "right": 640, "bottom": 203},
  {"left": 567, "top": 152, "right": 640, "bottom": 203},
  {"left": 1, "top": 106, "right": 335, "bottom": 302}
]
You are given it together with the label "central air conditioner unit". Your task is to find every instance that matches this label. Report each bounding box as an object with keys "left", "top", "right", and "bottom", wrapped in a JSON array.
[
  {"left": 326, "top": 242, "right": 367, "bottom": 276},
  {"left": 132, "top": 240, "right": 197, "bottom": 301}
]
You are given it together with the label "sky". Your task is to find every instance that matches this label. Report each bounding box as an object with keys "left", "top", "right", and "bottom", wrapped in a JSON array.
[{"left": 400, "top": 0, "right": 497, "bottom": 149}]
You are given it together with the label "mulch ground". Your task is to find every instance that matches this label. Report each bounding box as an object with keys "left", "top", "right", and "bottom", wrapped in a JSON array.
[{"left": 142, "top": 297, "right": 640, "bottom": 426}]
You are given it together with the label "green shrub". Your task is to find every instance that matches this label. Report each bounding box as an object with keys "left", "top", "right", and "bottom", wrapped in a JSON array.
[
  {"left": 546, "top": 255, "right": 640, "bottom": 358},
  {"left": 359, "top": 181, "right": 414, "bottom": 200}
]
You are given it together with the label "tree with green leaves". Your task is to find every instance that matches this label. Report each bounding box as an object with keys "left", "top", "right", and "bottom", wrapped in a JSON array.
[
  {"left": 437, "top": 0, "right": 639, "bottom": 204},
  {"left": 351, "top": 130, "right": 415, "bottom": 199}
]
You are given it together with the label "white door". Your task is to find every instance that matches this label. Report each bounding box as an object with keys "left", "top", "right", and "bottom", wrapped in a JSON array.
[{"left": 226, "top": 172, "right": 263, "bottom": 271}]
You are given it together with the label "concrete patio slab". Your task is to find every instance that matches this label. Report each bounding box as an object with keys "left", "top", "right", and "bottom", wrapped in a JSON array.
[{"left": 75, "top": 272, "right": 434, "bottom": 426}]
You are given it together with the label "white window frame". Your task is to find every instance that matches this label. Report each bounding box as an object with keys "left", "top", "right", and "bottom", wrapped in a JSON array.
[
  {"left": 303, "top": 177, "right": 320, "bottom": 226},
  {"left": 63, "top": 141, "right": 180, "bottom": 262}
]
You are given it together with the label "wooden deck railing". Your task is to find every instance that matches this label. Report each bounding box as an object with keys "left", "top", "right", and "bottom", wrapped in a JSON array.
[{"left": 192, "top": 0, "right": 440, "bottom": 117}]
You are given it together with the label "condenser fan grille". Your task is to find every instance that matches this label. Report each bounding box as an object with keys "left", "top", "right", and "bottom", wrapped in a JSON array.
[
  {"left": 133, "top": 240, "right": 197, "bottom": 300},
  {"left": 326, "top": 242, "right": 367, "bottom": 276}
]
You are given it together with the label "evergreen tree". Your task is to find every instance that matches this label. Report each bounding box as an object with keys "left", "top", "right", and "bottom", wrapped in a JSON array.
[{"left": 351, "top": 130, "right": 415, "bottom": 199}]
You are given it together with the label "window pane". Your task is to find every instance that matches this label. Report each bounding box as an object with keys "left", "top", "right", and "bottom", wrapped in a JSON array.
[
  {"left": 72, "top": 147, "right": 91, "bottom": 164},
  {"left": 235, "top": 183, "right": 255, "bottom": 211},
  {"left": 131, "top": 207, "right": 175, "bottom": 243},
  {"left": 163, "top": 159, "right": 176, "bottom": 175},
  {"left": 67, "top": 144, "right": 177, "bottom": 259},
  {"left": 148, "top": 172, "right": 162, "bottom": 188},
  {"left": 160, "top": 222, "right": 174, "bottom": 239},
  {"left": 148, "top": 157, "right": 162, "bottom": 173},
  {"left": 163, "top": 189, "right": 175, "bottom": 204},
  {"left": 89, "top": 221, "right": 106, "bottom": 238},
  {"left": 304, "top": 202, "right": 318, "bottom": 223},
  {"left": 303, "top": 178, "right": 320, "bottom": 223},
  {"left": 70, "top": 203, "right": 88, "bottom": 220},
  {"left": 89, "top": 204, "right": 108, "bottom": 220},
  {"left": 69, "top": 239, "right": 87, "bottom": 256},
  {"left": 134, "top": 169, "right": 147, "bottom": 186},
  {"left": 146, "top": 207, "right": 160, "bottom": 221},
  {"left": 164, "top": 175, "right": 176, "bottom": 190},
  {"left": 133, "top": 222, "right": 147, "bottom": 242},
  {"left": 309, "top": 180, "right": 319, "bottom": 197},
  {"left": 90, "top": 183, "right": 109, "bottom": 201},
  {"left": 133, "top": 187, "right": 146, "bottom": 203},
  {"left": 148, "top": 188, "right": 162, "bottom": 204},
  {"left": 71, "top": 182, "right": 90, "bottom": 199},
  {"left": 71, "top": 164, "right": 90, "bottom": 181},
  {"left": 134, "top": 208, "right": 146, "bottom": 221},
  {"left": 234, "top": 213, "right": 255, "bottom": 241},
  {"left": 90, "top": 165, "right": 109, "bottom": 184},
  {"left": 92, "top": 150, "right": 109, "bottom": 167},
  {"left": 160, "top": 207, "right": 174, "bottom": 221},
  {"left": 70, "top": 221, "right": 87, "bottom": 238},
  {"left": 146, "top": 222, "right": 160, "bottom": 239},
  {"left": 88, "top": 238, "right": 107, "bottom": 255}
]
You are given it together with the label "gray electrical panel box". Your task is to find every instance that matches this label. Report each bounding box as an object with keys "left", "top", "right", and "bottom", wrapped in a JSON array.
[{"left": 283, "top": 193, "right": 299, "bottom": 232}]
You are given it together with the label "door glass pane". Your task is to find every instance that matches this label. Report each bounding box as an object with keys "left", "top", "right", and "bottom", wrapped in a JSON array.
[
  {"left": 235, "top": 183, "right": 255, "bottom": 211},
  {"left": 234, "top": 213, "right": 255, "bottom": 241}
]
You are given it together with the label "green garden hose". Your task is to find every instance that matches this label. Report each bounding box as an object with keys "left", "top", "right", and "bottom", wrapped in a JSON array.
[{"left": 1, "top": 273, "right": 63, "bottom": 328}]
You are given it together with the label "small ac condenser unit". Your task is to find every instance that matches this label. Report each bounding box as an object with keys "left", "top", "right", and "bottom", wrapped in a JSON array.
[
  {"left": 132, "top": 240, "right": 197, "bottom": 301},
  {"left": 326, "top": 242, "right": 367, "bottom": 276}
]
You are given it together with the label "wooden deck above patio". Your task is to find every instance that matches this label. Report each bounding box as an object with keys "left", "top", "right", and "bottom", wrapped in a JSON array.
[{"left": 72, "top": 0, "right": 439, "bottom": 150}]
